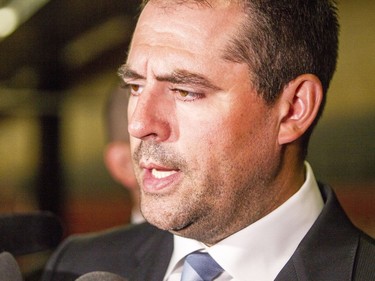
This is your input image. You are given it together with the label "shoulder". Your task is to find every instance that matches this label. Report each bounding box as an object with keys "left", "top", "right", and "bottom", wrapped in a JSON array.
[
  {"left": 57, "top": 222, "right": 162, "bottom": 254},
  {"left": 294, "top": 183, "right": 375, "bottom": 279},
  {"left": 42, "top": 223, "right": 172, "bottom": 280},
  {"left": 66, "top": 222, "right": 160, "bottom": 246},
  {"left": 354, "top": 231, "right": 375, "bottom": 280}
]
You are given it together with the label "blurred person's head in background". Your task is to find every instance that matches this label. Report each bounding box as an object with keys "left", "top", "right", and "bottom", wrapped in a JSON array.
[{"left": 104, "top": 86, "right": 144, "bottom": 224}]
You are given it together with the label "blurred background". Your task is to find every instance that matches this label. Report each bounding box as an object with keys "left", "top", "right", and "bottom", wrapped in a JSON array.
[
  {"left": 0, "top": 0, "right": 139, "bottom": 232},
  {"left": 0, "top": 0, "right": 374, "bottom": 278}
]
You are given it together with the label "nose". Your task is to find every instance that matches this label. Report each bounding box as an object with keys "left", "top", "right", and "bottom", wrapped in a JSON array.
[{"left": 128, "top": 89, "right": 173, "bottom": 142}]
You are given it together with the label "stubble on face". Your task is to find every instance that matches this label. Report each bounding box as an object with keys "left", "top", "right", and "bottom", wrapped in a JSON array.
[
  {"left": 132, "top": 140, "right": 212, "bottom": 233},
  {"left": 132, "top": 122, "right": 283, "bottom": 245},
  {"left": 128, "top": 2, "right": 285, "bottom": 245}
]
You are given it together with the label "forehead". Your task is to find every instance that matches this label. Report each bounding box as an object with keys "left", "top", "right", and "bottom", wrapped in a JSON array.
[
  {"left": 129, "top": 2, "right": 244, "bottom": 61},
  {"left": 144, "top": 0, "right": 241, "bottom": 10}
]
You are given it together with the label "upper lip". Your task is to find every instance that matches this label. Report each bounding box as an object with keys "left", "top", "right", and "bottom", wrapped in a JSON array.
[{"left": 140, "top": 161, "right": 178, "bottom": 171}]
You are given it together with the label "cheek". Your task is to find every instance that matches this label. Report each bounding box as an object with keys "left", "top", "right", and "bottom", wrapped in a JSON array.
[
  {"left": 129, "top": 137, "right": 142, "bottom": 170},
  {"left": 178, "top": 116, "right": 224, "bottom": 148},
  {"left": 177, "top": 98, "right": 276, "bottom": 169},
  {"left": 203, "top": 112, "right": 275, "bottom": 170},
  {"left": 177, "top": 116, "right": 243, "bottom": 176}
]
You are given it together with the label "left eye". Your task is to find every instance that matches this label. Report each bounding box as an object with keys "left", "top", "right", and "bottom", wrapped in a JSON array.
[
  {"left": 177, "top": 90, "right": 190, "bottom": 97},
  {"left": 172, "top": 89, "right": 203, "bottom": 101}
]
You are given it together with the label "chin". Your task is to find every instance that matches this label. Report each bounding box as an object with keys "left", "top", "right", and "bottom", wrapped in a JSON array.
[{"left": 143, "top": 208, "right": 196, "bottom": 234}]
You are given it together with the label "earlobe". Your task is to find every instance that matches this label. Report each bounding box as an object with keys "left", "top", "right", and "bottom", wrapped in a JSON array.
[{"left": 278, "top": 74, "right": 323, "bottom": 145}]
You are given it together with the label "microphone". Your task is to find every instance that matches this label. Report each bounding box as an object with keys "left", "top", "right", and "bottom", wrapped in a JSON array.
[
  {"left": 0, "top": 211, "right": 63, "bottom": 256},
  {"left": 0, "top": 252, "right": 23, "bottom": 281},
  {"left": 76, "top": 271, "right": 128, "bottom": 281}
]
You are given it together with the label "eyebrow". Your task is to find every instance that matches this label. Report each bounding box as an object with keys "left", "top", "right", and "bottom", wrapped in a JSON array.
[
  {"left": 118, "top": 64, "right": 145, "bottom": 80},
  {"left": 118, "top": 64, "right": 222, "bottom": 91}
]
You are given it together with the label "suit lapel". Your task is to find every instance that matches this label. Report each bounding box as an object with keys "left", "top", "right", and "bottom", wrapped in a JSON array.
[
  {"left": 129, "top": 228, "right": 174, "bottom": 281},
  {"left": 127, "top": 186, "right": 360, "bottom": 281},
  {"left": 276, "top": 184, "right": 360, "bottom": 281}
]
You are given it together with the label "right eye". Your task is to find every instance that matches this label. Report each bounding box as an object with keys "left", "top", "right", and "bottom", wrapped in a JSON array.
[{"left": 129, "top": 84, "right": 144, "bottom": 96}]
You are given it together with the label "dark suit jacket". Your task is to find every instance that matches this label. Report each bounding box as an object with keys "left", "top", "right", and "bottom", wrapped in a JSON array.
[{"left": 42, "top": 184, "right": 375, "bottom": 281}]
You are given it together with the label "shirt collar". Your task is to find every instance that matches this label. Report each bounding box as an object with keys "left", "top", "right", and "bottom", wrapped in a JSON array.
[{"left": 164, "top": 162, "right": 323, "bottom": 281}]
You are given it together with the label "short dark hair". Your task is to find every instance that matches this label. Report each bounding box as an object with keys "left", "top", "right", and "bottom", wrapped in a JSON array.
[
  {"left": 224, "top": 0, "right": 339, "bottom": 156},
  {"left": 141, "top": 1, "right": 339, "bottom": 100},
  {"left": 139, "top": 0, "right": 340, "bottom": 155}
]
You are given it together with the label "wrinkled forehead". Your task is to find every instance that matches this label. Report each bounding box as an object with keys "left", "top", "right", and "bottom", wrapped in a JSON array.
[
  {"left": 136, "top": 0, "right": 244, "bottom": 36},
  {"left": 143, "top": 0, "right": 241, "bottom": 9},
  {"left": 129, "top": 0, "right": 246, "bottom": 67},
  {"left": 142, "top": 0, "right": 246, "bottom": 12}
]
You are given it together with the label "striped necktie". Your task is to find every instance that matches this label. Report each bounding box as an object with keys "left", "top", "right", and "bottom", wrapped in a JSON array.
[{"left": 181, "top": 252, "right": 224, "bottom": 281}]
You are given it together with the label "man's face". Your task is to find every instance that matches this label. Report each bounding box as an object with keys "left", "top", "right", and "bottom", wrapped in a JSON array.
[{"left": 124, "top": 2, "right": 283, "bottom": 244}]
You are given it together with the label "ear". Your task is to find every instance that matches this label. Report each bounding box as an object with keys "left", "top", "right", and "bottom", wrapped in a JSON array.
[
  {"left": 104, "top": 142, "right": 138, "bottom": 189},
  {"left": 278, "top": 74, "right": 323, "bottom": 145}
]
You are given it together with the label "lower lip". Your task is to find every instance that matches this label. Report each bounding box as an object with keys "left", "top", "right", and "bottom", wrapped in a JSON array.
[{"left": 142, "top": 169, "right": 182, "bottom": 193}]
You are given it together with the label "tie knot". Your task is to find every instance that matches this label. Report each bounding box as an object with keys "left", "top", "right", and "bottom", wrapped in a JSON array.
[{"left": 181, "top": 252, "right": 224, "bottom": 281}]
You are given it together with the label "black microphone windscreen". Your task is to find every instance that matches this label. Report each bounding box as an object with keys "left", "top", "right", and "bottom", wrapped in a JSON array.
[
  {"left": 0, "top": 252, "right": 23, "bottom": 281},
  {"left": 0, "top": 211, "right": 63, "bottom": 256},
  {"left": 75, "top": 271, "right": 127, "bottom": 281}
]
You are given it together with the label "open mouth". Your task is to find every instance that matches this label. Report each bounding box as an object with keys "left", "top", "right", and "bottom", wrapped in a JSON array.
[
  {"left": 141, "top": 164, "right": 182, "bottom": 193},
  {"left": 151, "top": 168, "right": 178, "bottom": 179}
]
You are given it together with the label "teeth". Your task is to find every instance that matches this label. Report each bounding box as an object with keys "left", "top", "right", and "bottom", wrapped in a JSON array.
[{"left": 151, "top": 169, "right": 176, "bottom": 179}]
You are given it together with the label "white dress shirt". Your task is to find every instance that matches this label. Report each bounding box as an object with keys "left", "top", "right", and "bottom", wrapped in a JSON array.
[
  {"left": 164, "top": 162, "right": 324, "bottom": 281},
  {"left": 131, "top": 208, "right": 146, "bottom": 224}
]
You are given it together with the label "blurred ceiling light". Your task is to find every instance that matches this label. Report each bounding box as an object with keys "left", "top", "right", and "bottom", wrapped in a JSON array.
[
  {"left": 0, "top": 0, "right": 49, "bottom": 40},
  {"left": 0, "top": 7, "right": 17, "bottom": 38}
]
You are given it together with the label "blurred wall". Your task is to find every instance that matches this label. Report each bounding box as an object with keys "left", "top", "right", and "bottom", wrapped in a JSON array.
[
  {"left": 308, "top": 1, "right": 375, "bottom": 184},
  {"left": 0, "top": 1, "right": 374, "bottom": 235}
]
